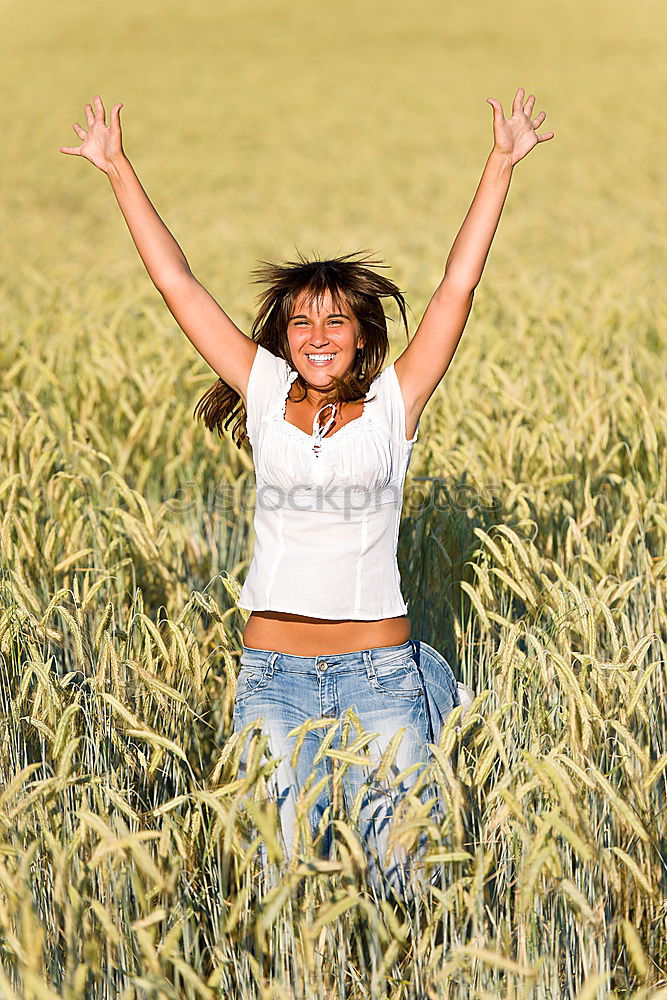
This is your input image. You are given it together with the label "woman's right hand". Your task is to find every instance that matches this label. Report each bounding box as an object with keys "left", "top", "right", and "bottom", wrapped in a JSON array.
[{"left": 59, "top": 94, "right": 125, "bottom": 173}]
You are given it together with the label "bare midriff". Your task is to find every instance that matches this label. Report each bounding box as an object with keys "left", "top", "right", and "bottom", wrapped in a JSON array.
[{"left": 242, "top": 610, "right": 412, "bottom": 656}]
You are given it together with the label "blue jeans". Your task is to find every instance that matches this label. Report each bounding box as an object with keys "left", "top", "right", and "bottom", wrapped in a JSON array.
[{"left": 232, "top": 638, "right": 460, "bottom": 900}]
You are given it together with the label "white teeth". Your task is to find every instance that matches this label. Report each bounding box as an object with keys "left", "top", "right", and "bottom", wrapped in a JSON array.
[{"left": 307, "top": 353, "right": 336, "bottom": 361}]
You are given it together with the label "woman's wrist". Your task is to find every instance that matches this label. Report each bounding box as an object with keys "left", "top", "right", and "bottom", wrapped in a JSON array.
[
  {"left": 105, "top": 151, "right": 131, "bottom": 180},
  {"left": 488, "top": 146, "right": 514, "bottom": 171}
]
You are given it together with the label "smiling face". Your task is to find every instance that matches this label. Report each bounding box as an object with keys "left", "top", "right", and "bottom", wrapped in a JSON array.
[{"left": 286, "top": 288, "right": 364, "bottom": 392}]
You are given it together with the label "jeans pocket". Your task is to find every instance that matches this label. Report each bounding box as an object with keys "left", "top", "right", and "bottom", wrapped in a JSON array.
[
  {"left": 367, "top": 654, "right": 424, "bottom": 699},
  {"left": 236, "top": 658, "right": 273, "bottom": 702}
]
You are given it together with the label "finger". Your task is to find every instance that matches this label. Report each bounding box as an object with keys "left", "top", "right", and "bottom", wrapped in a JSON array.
[
  {"left": 524, "top": 93, "right": 536, "bottom": 116},
  {"left": 111, "top": 102, "right": 123, "bottom": 127},
  {"left": 72, "top": 122, "right": 87, "bottom": 138},
  {"left": 84, "top": 103, "right": 94, "bottom": 126},
  {"left": 59, "top": 146, "right": 81, "bottom": 154},
  {"left": 532, "top": 111, "right": 546, "bottom": 128},
  {"left": 513, "top": 87, "right": 525, "bottom": 114},
  {"left": 94, "top": 94, "right": 106, "bottom": 125},
  {"left": 536, "top": 132, "right": 555, "bottom": 141},
  {"left": 486, "top": 98, "right": 503, "bottom": 117}
]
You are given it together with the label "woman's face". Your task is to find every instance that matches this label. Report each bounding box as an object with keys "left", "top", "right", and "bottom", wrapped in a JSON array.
[{"left": 286, "top": 288, "right": 364, "bottom": 390}]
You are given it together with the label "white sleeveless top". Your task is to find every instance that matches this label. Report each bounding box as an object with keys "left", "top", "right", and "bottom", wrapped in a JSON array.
[{"left": 237, "top": 343, "right": 421, "bottom": 620}]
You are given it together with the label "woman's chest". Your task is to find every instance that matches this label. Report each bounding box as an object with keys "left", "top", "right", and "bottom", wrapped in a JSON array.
[
  {"left": 283, "top": 397, "right": 365, "bottom": 437},
  {"left": 252, "top": 415, "right": 400, "bottom": 494}
]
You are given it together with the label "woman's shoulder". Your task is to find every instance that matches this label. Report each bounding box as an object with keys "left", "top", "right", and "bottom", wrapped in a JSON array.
[
  {"left": 367, "top": 358, "right": 399, "bottom": 406},
  {"left": 247, "top": 343, "right": 298, "bottom": 406},
  {"left": 245, "top": 344, "right": 294, "bottom": 444},
  {"left": 368, "top": 359, "right": 419, "bottom": 446},
  {"left": 251, "top": 342, "right": 294, "bottom": 382}
]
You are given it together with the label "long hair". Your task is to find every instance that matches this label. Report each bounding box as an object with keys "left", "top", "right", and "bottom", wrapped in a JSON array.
[{"left": 193, "top": 249, "right": 411, "bottom": 448}]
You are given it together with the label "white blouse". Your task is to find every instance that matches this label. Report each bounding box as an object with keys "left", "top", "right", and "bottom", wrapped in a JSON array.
[{"left": 238, "top": 343, "right": 421, "bottom": 620}]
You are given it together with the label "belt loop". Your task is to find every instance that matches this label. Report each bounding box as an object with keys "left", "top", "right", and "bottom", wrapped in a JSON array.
[
  {"left": 268, "top": 651, "right": 279, "bottom": 679},
  {"left": 363, "top": 647, "right": 376, "bottom": 684}
]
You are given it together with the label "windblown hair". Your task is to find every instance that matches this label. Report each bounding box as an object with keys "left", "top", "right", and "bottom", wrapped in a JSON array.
[{"left": 193, "top": 249, "right": 411, "bottom": 448}]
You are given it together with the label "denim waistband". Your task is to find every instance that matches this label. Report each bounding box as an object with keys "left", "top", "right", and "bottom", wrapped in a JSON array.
[{"left": 240, "top": 638, "right": 414, "bottom": 672}]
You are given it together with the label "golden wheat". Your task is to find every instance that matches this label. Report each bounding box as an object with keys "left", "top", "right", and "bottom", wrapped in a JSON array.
[{"left": 1, "top": 0, "right": 666, "bottom": 995}]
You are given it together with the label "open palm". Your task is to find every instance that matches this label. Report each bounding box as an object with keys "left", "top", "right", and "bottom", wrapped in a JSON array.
[
  {"left": 59, "top": 94, "right": 124, "bottom": 173},
  {"left": 487, "top": 87, "right": 554, "bottom": 166}
]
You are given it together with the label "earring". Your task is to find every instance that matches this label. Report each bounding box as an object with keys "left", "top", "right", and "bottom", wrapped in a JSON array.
[{"left": 356, "top": 347, "right": 365, "bottom": 379}]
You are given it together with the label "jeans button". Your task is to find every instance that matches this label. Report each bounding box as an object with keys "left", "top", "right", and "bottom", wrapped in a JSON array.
[{"left": 319, "top": 661, "right": 328, "bottom": 671}]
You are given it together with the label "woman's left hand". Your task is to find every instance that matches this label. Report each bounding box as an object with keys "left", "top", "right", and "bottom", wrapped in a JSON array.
[{"left": 487, "top": 87, "right": 554, "bottom": 166}]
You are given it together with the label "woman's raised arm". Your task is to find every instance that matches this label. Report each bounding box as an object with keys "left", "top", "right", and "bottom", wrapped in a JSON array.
[
  {"left": 60, "top": 95, "right": 256, "bottom": 400},
  {"left": 394, "top": 87, "right": 554, "bottom": 439}
]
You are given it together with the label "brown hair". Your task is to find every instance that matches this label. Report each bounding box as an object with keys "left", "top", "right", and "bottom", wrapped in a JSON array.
[{"left": 193, "top": 249, "right": 411, "bottom": 448}]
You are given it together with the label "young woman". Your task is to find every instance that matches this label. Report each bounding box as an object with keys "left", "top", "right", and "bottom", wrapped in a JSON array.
[{"left": 61, "top": 89, "right": 553, "bottom": 899}]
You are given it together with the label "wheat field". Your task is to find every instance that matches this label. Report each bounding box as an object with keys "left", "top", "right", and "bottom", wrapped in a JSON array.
[{"left": 1, "top": 0, "right": 666, "bottom": 996}]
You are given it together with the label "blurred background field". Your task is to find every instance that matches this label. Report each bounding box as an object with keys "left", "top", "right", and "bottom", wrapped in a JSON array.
[{"left": 1, "top": 0, "right": 666, "bottom": 997}]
